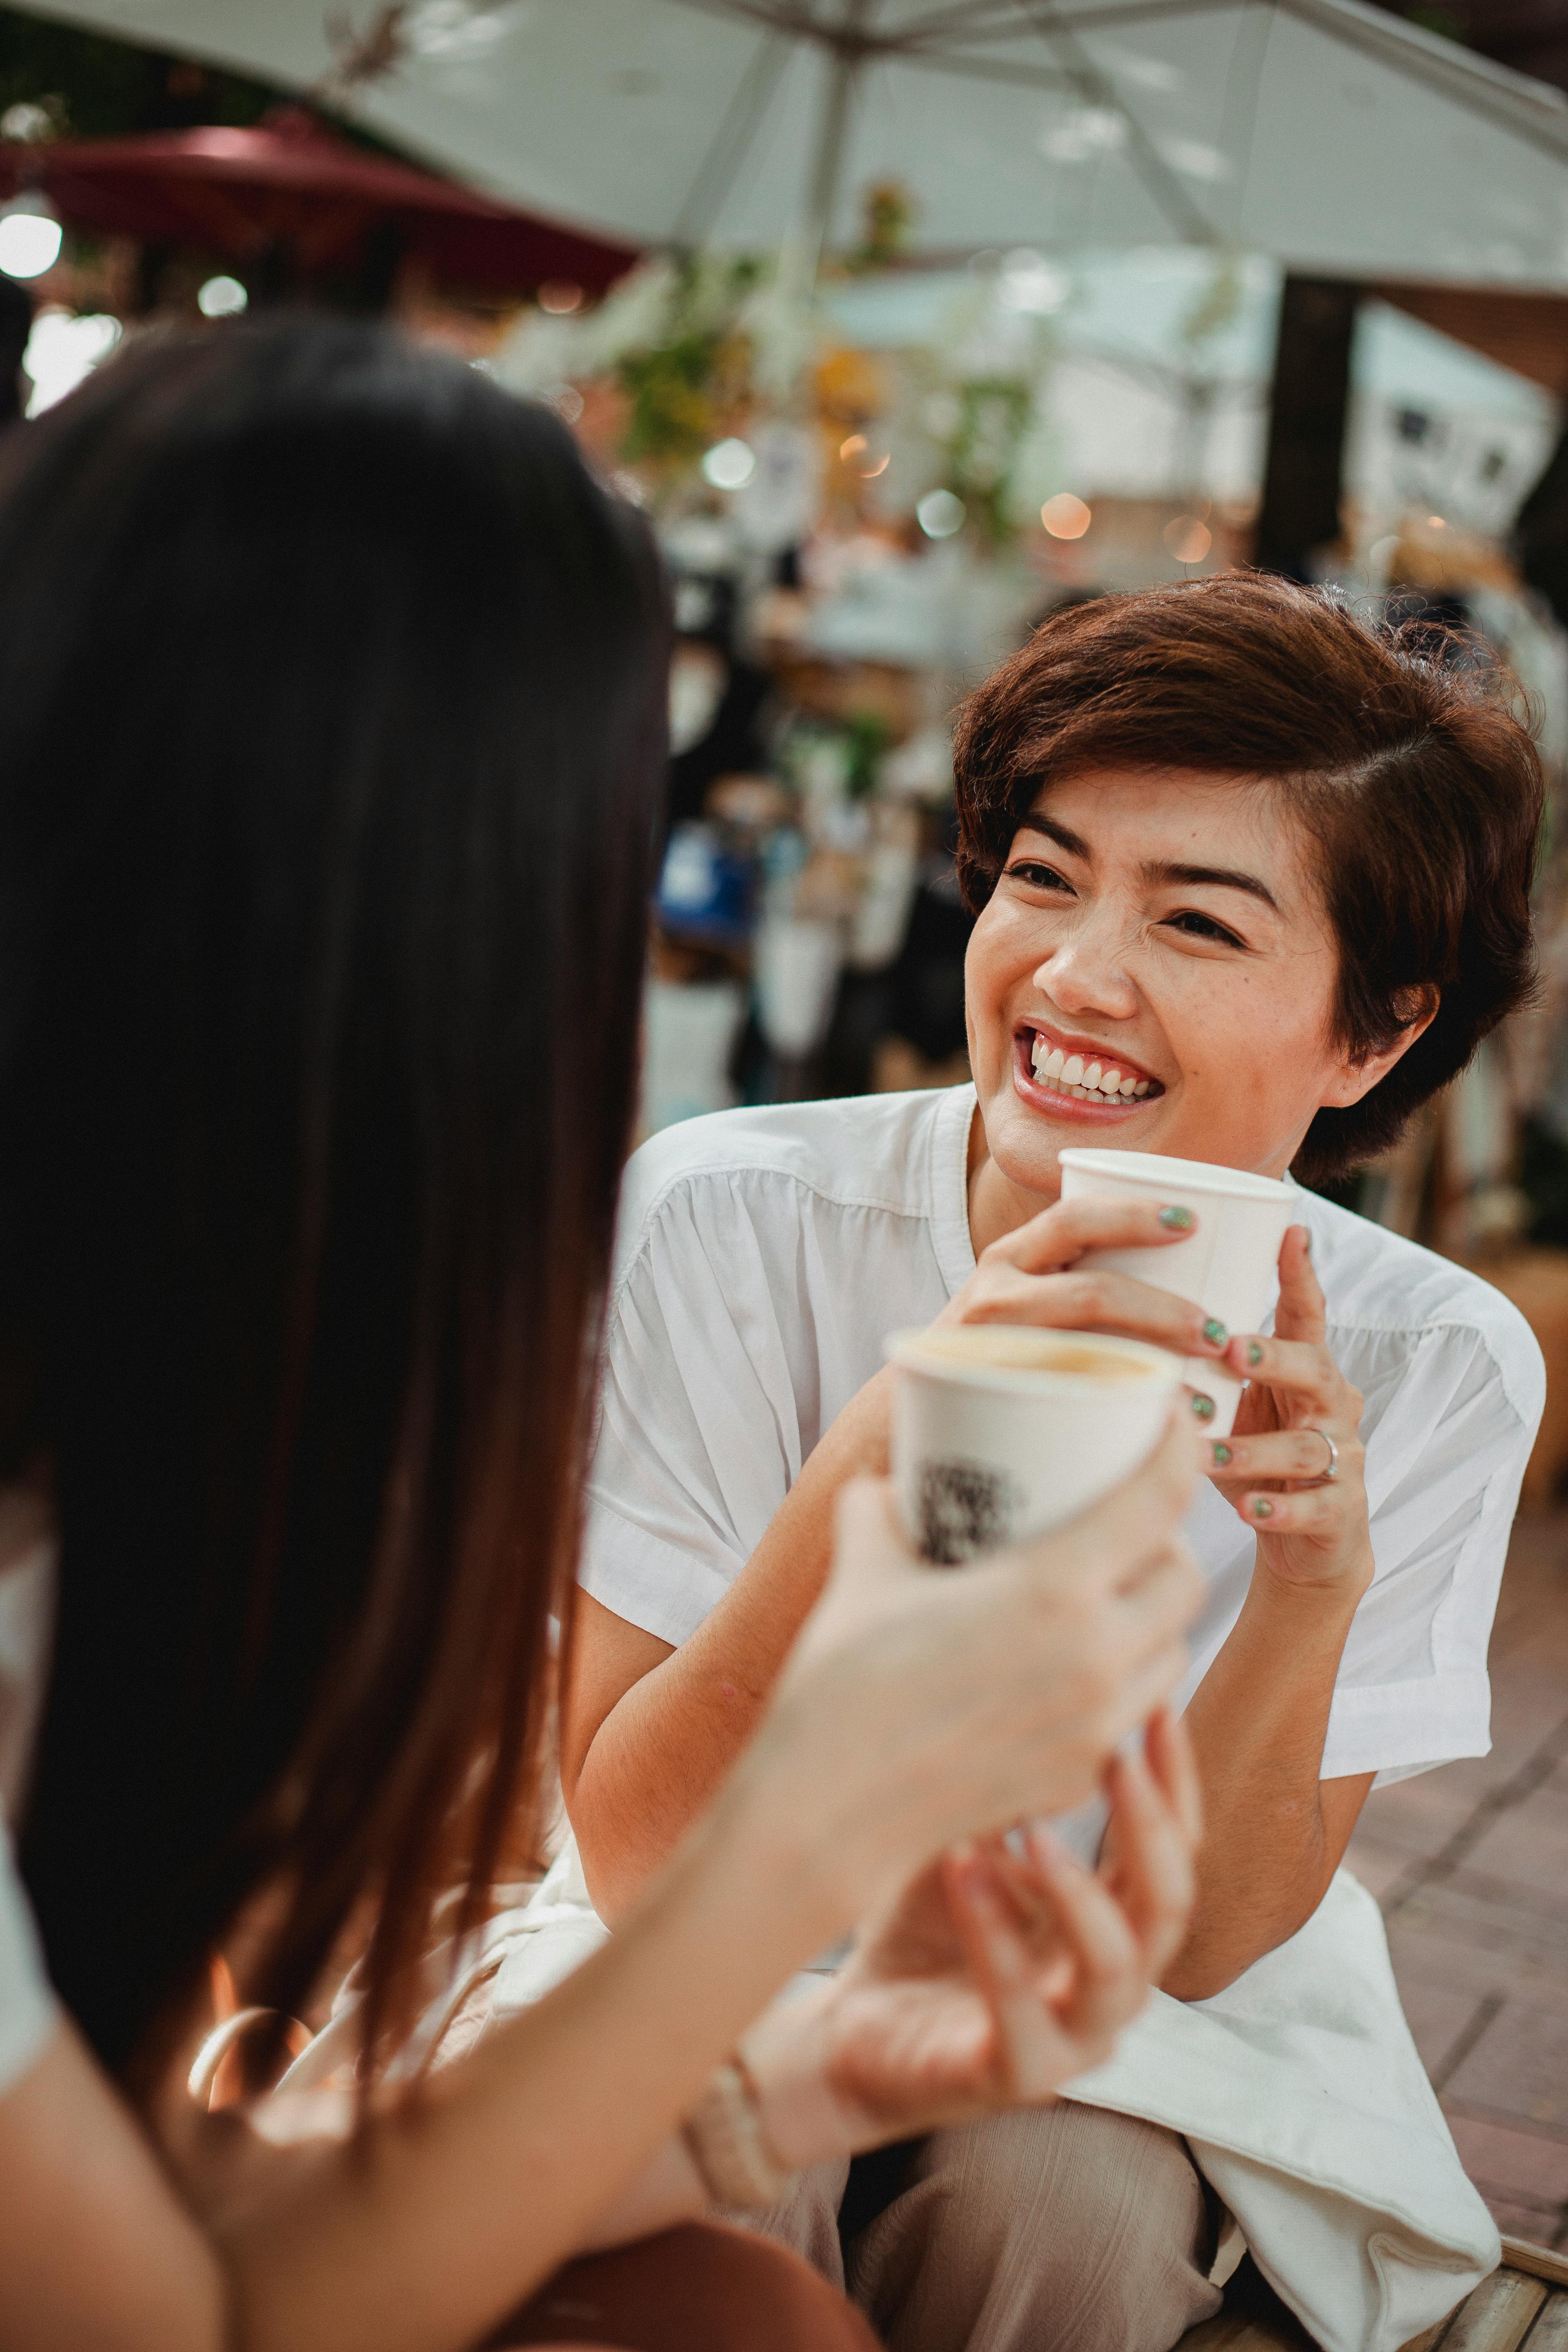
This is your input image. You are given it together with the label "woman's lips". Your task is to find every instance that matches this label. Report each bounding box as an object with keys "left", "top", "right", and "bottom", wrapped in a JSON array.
[{"left": 1011, "top": 1027, "right": 1163, "bottom": 1121}]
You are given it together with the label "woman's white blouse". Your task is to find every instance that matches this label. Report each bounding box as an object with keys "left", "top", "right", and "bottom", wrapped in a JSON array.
[{"left": 583, "top": 1084, "right": 1545, "bottom": 1787}]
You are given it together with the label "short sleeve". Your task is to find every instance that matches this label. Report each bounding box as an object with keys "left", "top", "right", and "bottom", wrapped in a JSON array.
[
  {"left": 0, "top": 1824, "right": 55, "bottom": 2098},
  {"left": 1321, "top": 1314, "right": 1543, "bottom": 1783},
  {"left": 581, "top": 1174, "right": 814, "bottom": 1647}
]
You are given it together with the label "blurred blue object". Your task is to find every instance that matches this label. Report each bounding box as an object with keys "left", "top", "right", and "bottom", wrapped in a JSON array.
[{"left": 655, "top": 821, "right": 755, "bottom": 946}]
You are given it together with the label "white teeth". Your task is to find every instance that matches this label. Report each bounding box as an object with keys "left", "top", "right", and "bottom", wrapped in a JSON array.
[{"left": 1030, "top": 1035, "right": 1153, "bottom": 1104}]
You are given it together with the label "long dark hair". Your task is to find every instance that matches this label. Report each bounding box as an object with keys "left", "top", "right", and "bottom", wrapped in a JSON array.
[{"left": 0, "top": 320, "right": 666, "bottom": 2090}]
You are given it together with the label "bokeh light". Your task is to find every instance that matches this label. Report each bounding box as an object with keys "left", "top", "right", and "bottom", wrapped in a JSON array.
[
  {"left": 1041, "top": 492, "right": 1092, "bottom": 540},
  {"left": 197, "top": 275, "right": 248, "bottom": 318},
  {"left": 0, "top": 196, "right": 62, "bottom": 281},
  {"left": 1162, "top": 516, "right": 1213, "bottom": 564},
  {"left": 916, "top": 488, "right": 966, "bottom": 539},
  {"left": 702, "top": 437, "right": 757, "bottom": 490}
]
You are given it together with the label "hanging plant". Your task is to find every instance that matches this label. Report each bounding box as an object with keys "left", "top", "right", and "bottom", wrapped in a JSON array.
[
  {"left": 946, "top": 376, "right": 1037, "bottom": 544},
  {"left": 612, "top": 259, "right": 759, "bottom": 473}
]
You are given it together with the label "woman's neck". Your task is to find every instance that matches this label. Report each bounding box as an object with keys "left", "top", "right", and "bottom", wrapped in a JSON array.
[{"left": 965, "top": 1109, "right": 1056, "bottom": 1260}]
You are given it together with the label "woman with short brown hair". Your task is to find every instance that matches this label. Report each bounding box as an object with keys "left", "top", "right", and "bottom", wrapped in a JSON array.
[{"left": 564, "top": 573, "right": 1544, "bottom": 2352}]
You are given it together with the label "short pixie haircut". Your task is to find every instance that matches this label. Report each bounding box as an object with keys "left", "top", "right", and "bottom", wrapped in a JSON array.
[{"left": 953, "top": 573, "right": 1543, "bottom": 1186}]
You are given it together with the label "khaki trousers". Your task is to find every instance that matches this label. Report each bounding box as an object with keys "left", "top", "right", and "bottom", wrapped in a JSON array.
[{"left": 751, "top": 2103, "right": 1223, "bottom": 2352}]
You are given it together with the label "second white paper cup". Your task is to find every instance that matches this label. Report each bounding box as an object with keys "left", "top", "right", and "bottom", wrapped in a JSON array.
[
  {"left": 887, "top": 1325, "right": 1180, "bottom": 1564},
  {"left": 1057, "top": 1149, "right": 1299, "bottom": 1437}
]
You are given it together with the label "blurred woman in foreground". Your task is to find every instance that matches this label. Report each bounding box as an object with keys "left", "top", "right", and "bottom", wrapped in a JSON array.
[{"left": 0, "top": 321, "right": 1202, "bottom": 2352}]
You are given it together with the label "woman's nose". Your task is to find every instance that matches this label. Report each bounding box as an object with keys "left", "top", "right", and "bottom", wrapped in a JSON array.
[{"left": 1032, "top": 912, "right": 1139, "bottom": 1016}]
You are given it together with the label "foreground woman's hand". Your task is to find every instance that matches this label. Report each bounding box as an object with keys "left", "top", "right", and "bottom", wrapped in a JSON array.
[
  {"left": 756, "top": 1412, "right": 1205, "bottom": 1920},
  {"left": 1210, "top": 1225, "right": 1373, "bottom": 1602},
  {"left": 745, "top": 1710, "right": 1200, "bottom": 2169}
]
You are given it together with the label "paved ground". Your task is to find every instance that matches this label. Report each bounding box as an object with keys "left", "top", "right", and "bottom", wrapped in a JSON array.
[{"left": 1346, "top": 1509, "right": 1568, "bottom": 2249}]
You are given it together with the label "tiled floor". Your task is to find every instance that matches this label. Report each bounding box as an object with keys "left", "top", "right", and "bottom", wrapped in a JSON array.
[{"left": 1347, "top": 1510, "right": 1568, "bottom": 2248}]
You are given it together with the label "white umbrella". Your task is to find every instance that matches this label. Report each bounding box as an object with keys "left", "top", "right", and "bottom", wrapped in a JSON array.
[{"left": 10, "top": 0, "right": 1568, "bottom": 288}]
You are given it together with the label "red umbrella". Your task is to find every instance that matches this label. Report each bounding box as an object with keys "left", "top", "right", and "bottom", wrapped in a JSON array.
[{"left": 0, "top": 106, "right": 636, "bottom": 296}]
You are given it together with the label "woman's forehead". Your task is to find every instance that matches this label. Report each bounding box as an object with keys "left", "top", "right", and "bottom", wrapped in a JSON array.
[{"left": 1021, "top": 766, "right": 1319, "bottom": 908}]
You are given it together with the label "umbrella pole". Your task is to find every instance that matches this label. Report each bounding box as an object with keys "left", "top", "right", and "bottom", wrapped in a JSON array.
[{"left": 802, "top": 0, "right": 870, "bottom": 291}]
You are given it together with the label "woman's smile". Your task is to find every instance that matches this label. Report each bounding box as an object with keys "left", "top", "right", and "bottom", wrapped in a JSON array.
[{"left": 1012, "top": 1021, "right": 1163, "bottom": 1119}]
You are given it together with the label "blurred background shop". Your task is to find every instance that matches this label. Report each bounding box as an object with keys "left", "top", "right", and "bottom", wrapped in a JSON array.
[
  {"left": 0, "top": 10, "right": 1558, "bottom": 1184},
  {"left": 9, "top": 3, "right": 1565, "bottom": 1252}
]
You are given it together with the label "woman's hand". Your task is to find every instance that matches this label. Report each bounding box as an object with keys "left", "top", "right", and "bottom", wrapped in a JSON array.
[
  {"left": 756, "top": 1413, "right": 1204, "bottom": 1920},
  {"left": 745, "top": 1713, "right": 1201, "bottom": 2166},
  {"left": 1209, "top": 1226, "right": 1373, "bottom": 1601},
  {"left": 939, "top": 1195, "right": 1233, "bottom": 1371}
]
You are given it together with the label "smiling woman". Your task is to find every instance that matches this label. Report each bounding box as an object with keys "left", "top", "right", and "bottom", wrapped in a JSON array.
[
  {"left": 956, "top": 576, "right": 1538, "bottom": 1196},
  {"left": 554, "top": 573, "right": 1545, "bottom": 2352}
]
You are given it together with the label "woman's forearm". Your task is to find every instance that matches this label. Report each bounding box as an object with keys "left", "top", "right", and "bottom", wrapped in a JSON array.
[
  {"left": 566, "top": 1377, "right": 893, "bottom": 1921},
  {"left": 221, "top": 1760, "right": 846, "bottom": 2352},
  {"left": 1165, "top": 1573, "right": 1372, "bottom": 2000}
]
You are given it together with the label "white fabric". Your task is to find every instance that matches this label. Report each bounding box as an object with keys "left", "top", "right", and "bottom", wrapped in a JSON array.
[
  {"left": 0, "top": 1547, "right": 56, "bottom": 2103},
  {"left": 0, "top": 1826, "right": 54, "bottom": 2102},
  {"left": 560, "top": 1083, "right": 1539, "bottom": 2351}
]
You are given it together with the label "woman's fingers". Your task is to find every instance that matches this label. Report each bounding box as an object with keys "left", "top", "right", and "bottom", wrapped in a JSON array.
[
  {"left": 987, "top": 1195, "right": 1201, "bottom": 1276},
  {"left": 1220, "top": 1331, "right": 1349, "bottom": 1416},
  {"left": 1145, "top": 1708, "right": 1204, "bottom": 1851},
  {"left": 1093, "top": 1639, "right": 1194, "bottom": 1749},
  {"left": 1022, "top": 1824, "right": 1146, "bottom": 2049},
  {"left": 1207, "top": 1426, "right": 1362, "bottom": 1486},
  {"left": 1099, "top": 1742, "right": 1197, "bottom": 1979},
  {"left": 942, "top": 1846, "right": 1074, "bottom": 2097},
  {"left": 1273, "top": 1223, "right": 1327, "bottom": 1345},
  {"left": 1231, "top": 1483, "right": 1347, "bottom": 1534},
  {"left": 944, "top": 1262, "right": 1228, "bottom": 1361}
]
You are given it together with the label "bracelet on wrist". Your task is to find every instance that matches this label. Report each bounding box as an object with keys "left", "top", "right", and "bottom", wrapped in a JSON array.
[{"left": 681, "top": 2054, "right": 799, "bottom": 2211}]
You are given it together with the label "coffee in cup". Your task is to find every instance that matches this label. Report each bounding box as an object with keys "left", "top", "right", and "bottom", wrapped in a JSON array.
[{"left": 886, "top": 1324, "right": 1179, "bottom": 1564}]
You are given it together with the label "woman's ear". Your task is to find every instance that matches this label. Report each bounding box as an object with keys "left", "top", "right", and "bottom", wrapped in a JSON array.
[{"left": 1319, "top": 985, "right": 1440, "bottom": 1110}]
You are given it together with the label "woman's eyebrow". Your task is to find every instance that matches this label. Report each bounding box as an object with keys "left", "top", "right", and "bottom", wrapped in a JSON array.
[
  {"left": 1143, "top": 857, "right": 1280, "bottom": 913},
  {"left": 1019, "top": 812, "right": 1091, "bottom": 859}
]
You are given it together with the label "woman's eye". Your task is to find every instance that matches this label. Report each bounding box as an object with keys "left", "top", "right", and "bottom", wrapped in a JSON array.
[
  {"left": 1165, "top": 910, "right": 1244, "bottom": 948},
  {"left": 1007, "top": 860, "right": 1074, "bottom": 894}
]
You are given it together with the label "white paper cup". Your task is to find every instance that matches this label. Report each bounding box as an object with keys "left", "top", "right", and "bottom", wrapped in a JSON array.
[
  {"left": 1057, "top": 1149, "right": 1299, "bottom": 1437},
  {"left": 887, "top": 1325, "right": 1180, "bottom": 1564}
]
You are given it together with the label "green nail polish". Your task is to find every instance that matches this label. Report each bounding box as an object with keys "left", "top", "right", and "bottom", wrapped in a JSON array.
[
  {"left": 1203, "top": 1318, "right": 1228, "bottom": 1346},
  {"left": 1190, "top": 1393, "right": 1216, "bottom": 1422},
  {"left": 1212, "top": 1442, "right": 1231, "bottom": 1466},
  {"left": 1247, "top": 1341, "right": 1264, "bottom": 1366},
  {"left": 1251, "top": 1496, "right": 1273, "bottom": 1518},
  {"left": 1158, "top": 1205, "right": 1194, "bottom": 1230}
]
